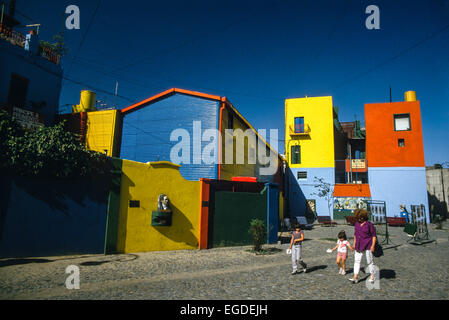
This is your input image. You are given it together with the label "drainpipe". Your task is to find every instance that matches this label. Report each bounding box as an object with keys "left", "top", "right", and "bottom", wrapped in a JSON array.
[
  {"left": 1, "top": 3, "right": 5, "bottom": 26},
  {"left": 218, "top": 98, "right": 227, "bottom": 180},
  {"left": 441, "top": 163, "right": 448, "bottom": 218}
]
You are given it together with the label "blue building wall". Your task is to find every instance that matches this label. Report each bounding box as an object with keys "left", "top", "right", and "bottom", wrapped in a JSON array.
[
  {"left": 266, "top": 183, "right": 279, "bottom": 244},
  {"left": 120, "top": 93, "right": 219, "bottom": 181},
  {"left": 0, "top": 39, "right": 63, "bottom": 125},
  {"left": 0, "top": 176, "right": 109, "bottom": 258},
  {"left": 287, "top": 167, "right": 335, "bottom": 219},
  {"left": 368, "top": 167, "right": 430, "bottom": 222}
]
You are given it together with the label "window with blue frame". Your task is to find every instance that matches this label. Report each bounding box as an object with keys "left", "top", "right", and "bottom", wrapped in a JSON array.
[{"left": 294, "top": 117, "right": 304, "bottom": 133}]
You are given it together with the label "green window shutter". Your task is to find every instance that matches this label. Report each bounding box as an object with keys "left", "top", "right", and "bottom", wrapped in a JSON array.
[{"left": 291, "top": 145, "right": 301, "bottom": 164}]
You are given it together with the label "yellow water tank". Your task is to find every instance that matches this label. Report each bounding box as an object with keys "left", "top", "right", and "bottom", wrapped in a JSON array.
[
  {"left": 80, "top": 90, "right": 97, "bottom": 111},
  {"left": 72, "top": 90, "right": 97, "bottom": 113},
  {"left": 405, "top": 91, "right": 417, "bottom": 102}
]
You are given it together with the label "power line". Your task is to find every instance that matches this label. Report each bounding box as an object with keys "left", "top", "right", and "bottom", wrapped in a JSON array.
[
  {"left": 108, "top": 0, "right": 283, "bottom": 75},
  {"left": 63, "top": 75, "right": 135, "bottom": 103},
  {"left": 334, "top": 22, "right": 449, "bottom": 90},
  {"left": 64, "top": 0, "right": 102, "bottom": 81},
  {"left": 1, "top": 40, "right": 136, "bottom": 106}
]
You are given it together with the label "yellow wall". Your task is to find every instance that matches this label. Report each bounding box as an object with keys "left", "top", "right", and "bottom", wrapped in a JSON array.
[
  {"left": 279, "top": 192, "right": 284, "bottom": 221},
  {"left": 285, "top": 96, "right": 335, "bottom": 168},
  {"left": 221, "top": 108, "right": 257, "bottom": 180},
  {"left": 117, "top": 160, "right": 201, "bottom": 253},
  {"left": 85, "top": 110, "right": 121, "bottom": 157}
]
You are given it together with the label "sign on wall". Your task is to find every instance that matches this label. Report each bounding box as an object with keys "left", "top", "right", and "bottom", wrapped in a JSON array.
[{"left": 12, "top": 107, "right": 44, "bottom": 130}]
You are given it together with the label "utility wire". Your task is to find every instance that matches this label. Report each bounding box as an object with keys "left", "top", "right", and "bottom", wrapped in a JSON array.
[
  {"left": 109, "top": 0, "right": 282, "bottom": 74},
  {"left": 64, "top": 0, "right": 102, "bottom": 82},
  {"left": 333, "top": 22, "right": 449, "bottom": 90}
]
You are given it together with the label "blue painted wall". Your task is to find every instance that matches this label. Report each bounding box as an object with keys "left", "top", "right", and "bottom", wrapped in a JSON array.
[
  {"left": 0, "top": 176, "right": 109, "bottom": 258},
  {"left": 120, "top": 93, "right": 219, "bottom": 181},
  {"left": 368, "top": 167, "right": 430, "bottom": 222},
  {"left": 287, "top": 167, "right": 335, "bottom": 218},
  {"left": 266, "top": 183, "right": 279, "bottom": 244},
  {"left": 0, "top": 39, "right": 63, "bottom": 125}
]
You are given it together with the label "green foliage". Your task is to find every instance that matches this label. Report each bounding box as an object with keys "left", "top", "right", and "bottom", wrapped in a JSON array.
[
  {"left": 0, "top": 110, "right": 109, "bottom": 178},
  {"left": 39, "top": 33, "right": 69, "bottom": 56},
  {"left": 312, "top": 177, "right": 334, "bottom": 216},
  {"left": 248, "top": 218, "right": 267, "bottom": 252}
]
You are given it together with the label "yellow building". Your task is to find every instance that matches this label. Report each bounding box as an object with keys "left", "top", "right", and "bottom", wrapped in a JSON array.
[
  {"left": 285, "top": 96, "right": 345, "bottom": 219},
  {"left": 285, "top": 96, "right": 336, "bottom": 168},
  {"left": 85, "top": 109, "right": 122, "bottom": 157},
  {"left": 117, "top": 160, "right": 201, "bottom": 253}
]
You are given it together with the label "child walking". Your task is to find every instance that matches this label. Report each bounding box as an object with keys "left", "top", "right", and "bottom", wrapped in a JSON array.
[
  {"left": 330, "top": 230, "right": 354, "bottom": 275},
  {"left": 288, "top": 224, "right": 307, "bottom": 275}
]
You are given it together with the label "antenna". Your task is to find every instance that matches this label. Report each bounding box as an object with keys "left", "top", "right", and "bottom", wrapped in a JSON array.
[
  {"left": 114, "top": 81, "right": 118, "bottom": 108},
  {"left": 389, "top": 86, "right": 392, "bottom": 102}
]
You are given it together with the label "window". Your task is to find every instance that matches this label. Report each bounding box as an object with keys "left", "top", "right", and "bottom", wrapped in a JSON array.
[
  {"left": 398, "top": 139, "right": 405, "bottom": 147},
  {"left": 291, "top": 145, "right": 301, "bottom": 164},
  {"left": 7, "top": 73, "right": 29, "bottom": 108},
  {"left": 129, "top": 200, "right": 140, "bottom": 208},
  {"left": 394, "top": 114, "right": 411, "bottom": 131},
  {"left": 297, "top": 171, "right": 307, "bottom": 179},
  {"left": 294, "top": 117, "right": 304, "bottom": 133}
]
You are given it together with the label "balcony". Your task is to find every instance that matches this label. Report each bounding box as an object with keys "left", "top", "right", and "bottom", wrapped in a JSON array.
[
  {"left": 289, "top": 123, "right": 311, "bottom": 136},
  {"left": 0, "top": 24, "right": 61, "bottom": 65},
  {"left": 345, "top": 159, "right": 367, "bottom": 173},
  {"left": 335, "top": 159, "right": 369, "bottom": 184}
]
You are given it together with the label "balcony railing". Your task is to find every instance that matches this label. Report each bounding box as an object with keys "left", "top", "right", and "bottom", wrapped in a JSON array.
[
  {"left": 289, "top": 123, "right": 311, "bottom": 136},
  {"left": 0, "top": 23, "right": 26, "bottom": 48},
  {"left": 0, "top": 24, "right": 61, "bottom": 65},
  {"left": 39, "top": 44, "right": 61, "bottom": 65},
  {"left": 335, "top": 159, "right": 369, "bottom": 184}
]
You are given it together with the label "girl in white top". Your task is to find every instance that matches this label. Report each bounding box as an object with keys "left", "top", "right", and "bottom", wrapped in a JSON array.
[{"left": 331, "top": 230, "right": 354, "bottom": 275}]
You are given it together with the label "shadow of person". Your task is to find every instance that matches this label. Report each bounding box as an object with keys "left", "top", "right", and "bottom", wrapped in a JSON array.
[
  {"left": 380, "top": 269, "right": 396, "bottom": 279},
  {"left": 304, "top": 265, "right": 327, "bottom": 273}
]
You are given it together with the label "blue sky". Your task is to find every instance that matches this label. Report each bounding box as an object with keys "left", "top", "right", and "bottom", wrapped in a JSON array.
[{"left": 13, "top": 0, "right": 449, "bottom": 165}]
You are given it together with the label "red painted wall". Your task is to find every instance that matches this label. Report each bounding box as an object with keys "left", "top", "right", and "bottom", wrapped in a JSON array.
[{"left": 364, "top": 101, "right": 425, "bottom": 167}]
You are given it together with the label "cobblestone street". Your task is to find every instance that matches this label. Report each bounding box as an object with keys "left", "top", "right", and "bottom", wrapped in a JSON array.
[{"left": 1, "top": 222, "right": 448, "bottom": 300}]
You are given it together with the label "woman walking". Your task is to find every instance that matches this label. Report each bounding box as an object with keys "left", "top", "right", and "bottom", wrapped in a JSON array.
[{"left": 349, "top": 209, "right": 377, "bottom": 284}]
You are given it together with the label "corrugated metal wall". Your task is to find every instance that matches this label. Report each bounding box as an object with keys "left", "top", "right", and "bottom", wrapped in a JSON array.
[{"left": 120, "top": 93, "right": 219, "bottom": 181}]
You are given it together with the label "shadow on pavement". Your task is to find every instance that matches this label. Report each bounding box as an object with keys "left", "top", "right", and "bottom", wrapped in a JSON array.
[
  {"left": 305, "top": 265, "right": 327, "bottom": 273},
  {"left": 79, "top": 254, "right": 139, "bottom": 267},
  {"left": 380, "top": 269, "right": 396, "bottom": 279},
  {"left": 278, "top": 236, "right": 312, "bottom": 244},
  {"left": 0, "top": 258, "right": 53, "bottom": 268}
]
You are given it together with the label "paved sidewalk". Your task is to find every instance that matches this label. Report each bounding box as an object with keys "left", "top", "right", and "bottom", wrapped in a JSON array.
[{"left": 1, "top": 221, "right": 448, "bottom": 300}]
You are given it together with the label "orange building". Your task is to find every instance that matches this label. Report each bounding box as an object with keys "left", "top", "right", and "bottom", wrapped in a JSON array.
[
  {"left": 363, "top": 92, "right": 429, "bottom": 221},
  {"left": 365, "top": 100, "right": 425, "bottom": 167}
]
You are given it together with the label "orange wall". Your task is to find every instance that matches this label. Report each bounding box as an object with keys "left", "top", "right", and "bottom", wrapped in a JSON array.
[
  {"left": 333, "top": 184, "right": 371, "bottom": 197},
  {"left": 364, "top": 101, "right": 425, "bottom": 167}
]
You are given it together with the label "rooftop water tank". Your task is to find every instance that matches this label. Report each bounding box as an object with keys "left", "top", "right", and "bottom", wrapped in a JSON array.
[{"left": 404, "top": 91, "right": 417, "bottom": 102}]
